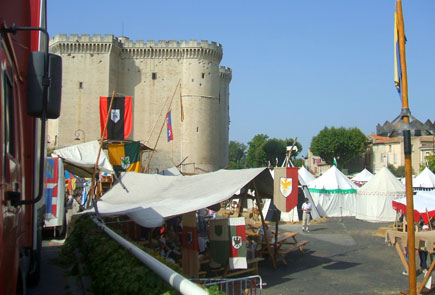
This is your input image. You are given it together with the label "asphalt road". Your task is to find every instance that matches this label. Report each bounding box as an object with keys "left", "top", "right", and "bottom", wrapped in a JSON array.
[
  {"left": 27, "top": 239, "right": 84, "bottom": 295},
  {"left": 258, "top": 217, "right": 413, "bottom": 295},
  {"left": 28, "top": 217, "right": 426, "bottom": 295}
]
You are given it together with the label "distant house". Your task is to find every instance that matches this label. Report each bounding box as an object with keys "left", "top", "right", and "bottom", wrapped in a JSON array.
[
  {"left": 370, "top": 134, "right": 435, "bottom": 174},
  {"left": 306, "top": 149, "right": 330, "bottom": 177}
]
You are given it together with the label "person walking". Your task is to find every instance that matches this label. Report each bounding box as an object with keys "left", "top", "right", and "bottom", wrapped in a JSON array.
[{"left": 302, "top": 198, "right": 312, "bottom": 232}]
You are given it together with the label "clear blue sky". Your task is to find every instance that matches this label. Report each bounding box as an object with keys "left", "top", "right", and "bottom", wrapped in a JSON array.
[{"left": 48, "top": 0, "right": 435, "bottom": 156}]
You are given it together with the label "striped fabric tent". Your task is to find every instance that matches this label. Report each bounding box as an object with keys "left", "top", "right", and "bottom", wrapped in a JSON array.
[{"left": 356, "top": 167, "right": 405, "bottom": 222}]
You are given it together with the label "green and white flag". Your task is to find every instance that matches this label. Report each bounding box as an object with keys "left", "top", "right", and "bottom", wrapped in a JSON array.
[
  {"left": 228, "top": 217, "right": 247, "bottom": 270},
  {"left": 209, "top": 219, "right": 230, "bottom": 267}
]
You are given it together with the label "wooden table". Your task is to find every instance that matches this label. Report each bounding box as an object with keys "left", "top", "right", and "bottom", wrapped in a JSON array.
[
  {"left": 255, "top": 231, "right": 308, "bottom": 265},
  {"left": 246, "top": 221, "right": 262, "bottom": 236},
  {"left": 386, "top": 230, "right": 435, "bottom": 294}
]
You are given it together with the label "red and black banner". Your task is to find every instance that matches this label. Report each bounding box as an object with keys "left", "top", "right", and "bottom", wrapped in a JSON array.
[{"left": 99, "top": 96, "right": 133, "bottom": 140}]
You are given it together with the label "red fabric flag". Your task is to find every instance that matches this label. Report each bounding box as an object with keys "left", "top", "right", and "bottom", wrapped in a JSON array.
[
  {"left": 99, "top": 96, "right": 133, "bottom": 140},
  {"left": 181, "top": 226, "right": 199, "bottom": 251}
]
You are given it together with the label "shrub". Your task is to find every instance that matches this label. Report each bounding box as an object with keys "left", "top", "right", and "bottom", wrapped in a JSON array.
[{"left": 61, "top": 216, "right": 179, "bottom": 295}]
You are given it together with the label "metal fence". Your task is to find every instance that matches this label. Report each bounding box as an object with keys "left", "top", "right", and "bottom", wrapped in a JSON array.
[{"left": 192, "top": 275, "right": 263, "bottom": 295}]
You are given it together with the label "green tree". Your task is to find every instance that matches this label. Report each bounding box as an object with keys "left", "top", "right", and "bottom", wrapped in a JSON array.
[
  {"left": 246, "top": 134, "right": 302, "bottom": 168},
  {"left": 310, "top": 126, "right": 368, "bottom": 168},
  {"left": 426, "top": 155, "right": 435, "bottom": 173},
  {"left": 388, "top": 164, "right": 406, "bottom": 177},
  {"left": 293, "top": 158, "right": 304, "bottom": 167},
  {"left": 246, "top": 134, "right": 269, "bottom": 167},
  {"left": 262, "top": 138, "right": 286, "bottom": 166},
  {"left": 228, "top": 141, "right": 247, "bottom": 169}
]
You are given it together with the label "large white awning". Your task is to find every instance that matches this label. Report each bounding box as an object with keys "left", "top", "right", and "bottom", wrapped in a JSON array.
[{"left": 84, "top": 167, "right": 273, "bottom": 227}]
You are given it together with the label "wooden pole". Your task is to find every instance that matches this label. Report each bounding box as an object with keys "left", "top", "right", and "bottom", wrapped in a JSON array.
[
  {"left": 277, "top": 137, "right": 298, "bottom": 244},
  {"left": 146, "top": 93, "right": 171, "bottom": 144},
  {"left": 87, "top": 90, "right": 116, "bottom": 207},
  {"left": 237, "top": 192, "right": 247, "bottom": 217},
  {"left": 144, "top": 80, "right": 181, "bottom": 173},
  {"left": 396, "top": 1, "right": 416, "bottom": 294},
  {"left": 285, "top": 137, "right": 298, "bottom": 167},
  {"left": 253, "top": 180, "right": 276, "bottom": 269}
]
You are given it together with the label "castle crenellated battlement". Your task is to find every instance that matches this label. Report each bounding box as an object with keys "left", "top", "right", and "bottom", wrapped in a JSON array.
[
  {"left": 219, "top": 66, "right": 232, "bottom": 81},
  {"left": 50, "top": 34, "right": 223, "bottom": 62}
]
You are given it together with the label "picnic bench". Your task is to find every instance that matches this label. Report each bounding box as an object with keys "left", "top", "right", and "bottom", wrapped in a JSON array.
[
  {"left": 254, "top": 231, "right": 309, "bottom": 265},
  {"left": 210, "top": 257, "right": 265, "bottom": 278}
]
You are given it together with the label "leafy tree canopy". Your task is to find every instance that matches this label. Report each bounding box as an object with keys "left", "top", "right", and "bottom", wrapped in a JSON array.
[
  {"left": 310, "top": 126, "right": 368, "bottom": 168},
  {"left": 228, "top": 141, "right": 247, "bottom": 169},
  {"left": 293, "top": 158, "right": 305, "bottom": 167},
  {"left": 246, "top": 134, "right": 302, "bottom": 168},
  {"left": 388, "top": 164, "right": 407, "bottom": 178},
  {"left": 425, "top": 154, "right": 435, "bottom": 173}
]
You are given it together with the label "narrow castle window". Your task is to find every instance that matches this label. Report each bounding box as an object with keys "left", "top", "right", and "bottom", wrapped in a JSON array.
[
  {"left": 152, "top": 72, "right": 157, "bottom": 80},
  {"left": 79, "top": 82, "right": 83, "bottom": 89},
  {"left": 202, "top": 73, "right": 205, "bottom": 79}
]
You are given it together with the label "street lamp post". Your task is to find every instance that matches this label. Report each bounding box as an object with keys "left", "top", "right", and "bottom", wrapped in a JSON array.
[{"left": 74, "top": 129, "right": 86, "bottom": 142}]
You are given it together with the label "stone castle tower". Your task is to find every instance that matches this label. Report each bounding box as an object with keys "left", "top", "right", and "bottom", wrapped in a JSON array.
[{"left": 48, "top": 34, "right": 232, "bottom": 173}]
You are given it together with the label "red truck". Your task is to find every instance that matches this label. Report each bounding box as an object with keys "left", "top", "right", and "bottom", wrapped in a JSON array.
[{"left": 0, "top": 0, "right": 62, "bottom": 293}]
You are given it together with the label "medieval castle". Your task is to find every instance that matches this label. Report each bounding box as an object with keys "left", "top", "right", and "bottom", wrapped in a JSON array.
[{"left": 48, "top": 34, "right": 232, "bottom": 173}]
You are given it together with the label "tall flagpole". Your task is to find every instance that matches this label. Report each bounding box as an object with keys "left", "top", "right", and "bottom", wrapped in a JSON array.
[{"left": 396, "top": 1, "right": 416, "bottom": 294}]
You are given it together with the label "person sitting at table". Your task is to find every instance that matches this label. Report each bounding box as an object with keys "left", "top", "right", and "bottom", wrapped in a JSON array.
[
  {"left": 158, "top": 225, "right": 181, "bottom": 263},
  {"left": 247, "top": 235, "right": 258, "bottom": 259},
  {"left": 259, "top": 224, "right": 275, "bottom": 244},
  {"left": 302, "top": 198, "right": 312, "bottom": 232}
]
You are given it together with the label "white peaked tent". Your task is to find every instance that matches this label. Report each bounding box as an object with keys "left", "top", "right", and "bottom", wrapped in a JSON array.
[
  {"left": 352, "top": 168, "right": 374, "bottom": 186},
  {"left": 308, "top": 166, "right": 358, "bottom": 217},
  {"left": 413, "top": 167, "right": 435, "bottom": 191},
  {"left": 299, "top": 166, "right": 315, "bottom": 185},
  {"left": 356, "top": 167, "right": 405, "bottom": 222}
]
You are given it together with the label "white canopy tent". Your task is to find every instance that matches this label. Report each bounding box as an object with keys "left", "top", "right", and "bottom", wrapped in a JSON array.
[
  {"left": 298, "top": 166, "right": 315, "bottom": 185},
  {"left": 82, "top": 168, "right": 273, "bottom": 227},
  {"left": 308, "top": 166, "right": 358, "bottom": 217},
  {"left": 52, "top": 140, "right": 114, "bottom": 177},
  {"left": 392, "top": 190, "right": 435, "bottom": 224},
  {"left": 352, "top": 168, "right": 374, "bottom": 186},
  {"left": 413, "top": 167, "right": 435, "bottom": 191},
  {"left": 356, "top": 167, "right": 405, "bottom": 222}
]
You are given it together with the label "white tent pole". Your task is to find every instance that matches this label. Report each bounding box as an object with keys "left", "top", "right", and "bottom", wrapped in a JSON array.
[{"left": 91, "top": 217, "right": 208, "bottom": 295}]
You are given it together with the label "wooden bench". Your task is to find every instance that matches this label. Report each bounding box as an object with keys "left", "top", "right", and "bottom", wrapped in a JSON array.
[{"left": 278, "top": 240, "right": 309, "bottom": 255}]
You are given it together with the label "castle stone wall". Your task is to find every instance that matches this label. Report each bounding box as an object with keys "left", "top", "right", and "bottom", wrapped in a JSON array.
[{"left": 48, "top": 34, "right": 231, "bottom": 173}]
